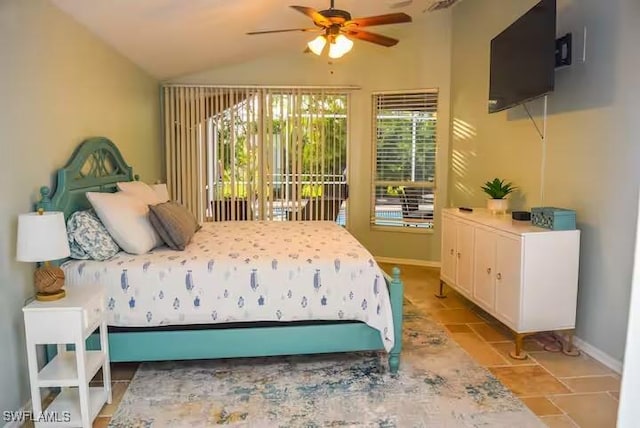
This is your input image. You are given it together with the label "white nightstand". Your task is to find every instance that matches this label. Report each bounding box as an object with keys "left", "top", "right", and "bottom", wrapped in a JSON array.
[{"left": 23, "top": 287, "right": 112, "bottom": 428}]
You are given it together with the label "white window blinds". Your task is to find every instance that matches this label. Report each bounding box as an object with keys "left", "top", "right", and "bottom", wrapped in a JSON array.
[
  {"left": 163, "top": 86, "right": 350, "bottom": 224},
  {"left": 371, "top": 90, "right": 438, "bottom": 229}
]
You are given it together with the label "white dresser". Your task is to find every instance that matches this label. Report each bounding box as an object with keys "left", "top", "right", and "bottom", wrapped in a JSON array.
[{"left": 440, "top": 208, "right": 580, "bottom": 358}]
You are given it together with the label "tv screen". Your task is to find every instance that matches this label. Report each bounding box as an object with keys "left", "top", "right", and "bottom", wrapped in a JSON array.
[{"left": 488, "top": 0, "right": 556, "bottom": 113}]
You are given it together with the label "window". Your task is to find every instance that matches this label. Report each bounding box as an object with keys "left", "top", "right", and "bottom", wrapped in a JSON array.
[
  {"left": 371, "top": 90, "right": 438, "bottom": 229},
  {"left": 163, "top": 86, "right": 349, "bottom": 225}
]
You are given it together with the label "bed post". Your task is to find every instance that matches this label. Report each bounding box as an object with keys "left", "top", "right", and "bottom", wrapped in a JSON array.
[
  {"left": 37, "top": 186, "right": 53, "bottom": 211},
  {"left": 388, "top": 266, "right": 403, "bottom": 373}
]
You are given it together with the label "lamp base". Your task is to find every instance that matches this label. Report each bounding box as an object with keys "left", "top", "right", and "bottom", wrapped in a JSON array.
[
  {"left": 34, "top": 264, "right": 66, "bottom": 301},
  {"left": 35, "top": 289, "right": 66, "bottom": 301}
]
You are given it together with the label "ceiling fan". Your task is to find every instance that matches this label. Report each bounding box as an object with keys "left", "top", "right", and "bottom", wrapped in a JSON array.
[{"left": 246, "top": 0, "right": 412, "bottom": 59}]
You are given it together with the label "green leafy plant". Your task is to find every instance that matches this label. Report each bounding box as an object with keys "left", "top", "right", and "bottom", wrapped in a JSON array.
[{"left": 481, "top": 178, "right": 517, "bottom": 199}]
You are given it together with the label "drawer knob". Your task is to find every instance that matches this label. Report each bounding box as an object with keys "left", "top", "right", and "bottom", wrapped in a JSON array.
[
  {"left": 487, "top": 267, "right": 491, "bottom": 274},
  {"left": 450, "top": 249, "right": 454, "bottom": 255},
  {"left": 497, "top": 273, "right": 502, "bottom": 280},
  {"left": 457, "top": 252, "right": 461, "bottom": 258}
]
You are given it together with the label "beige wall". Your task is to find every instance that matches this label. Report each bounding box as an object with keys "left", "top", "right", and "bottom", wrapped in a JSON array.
[
  {"left": 0, "top": 0, "right": 161, "bottom": 413},
  {"left": 170, "top": 10, "right": 452, "bottom": 264},
  {"left": 451, "top": 0, "right": 640, "bottom": 360}
]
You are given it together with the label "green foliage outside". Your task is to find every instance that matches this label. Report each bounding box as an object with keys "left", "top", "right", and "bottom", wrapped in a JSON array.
[
  {"left": 375, "top": 111, "right": 437, "bottom": 197},
  {"left": 209, "top": 94, "right": 436, "bottom": 203},
  {"left": 213, "top": 93, "right": 347, "bottom": 200},
  {"left": 216, "top": 182, "right": 323, "bottom": 199}
]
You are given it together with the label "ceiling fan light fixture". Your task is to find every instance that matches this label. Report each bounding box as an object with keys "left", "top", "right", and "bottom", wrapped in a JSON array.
[
  {"left": 328, "top": 34, "right": 353, "bottom": 59},
  {"left": 307, "top": 35, "right": 327, "bottom": 55},
  {"left": 249, "top": 2, "right": 410, "bottom": 56}
]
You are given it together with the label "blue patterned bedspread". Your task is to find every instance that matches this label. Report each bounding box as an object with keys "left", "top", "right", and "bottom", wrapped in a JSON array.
[{"left": 63, "top": 221, "right": 394, "bottom": 351}]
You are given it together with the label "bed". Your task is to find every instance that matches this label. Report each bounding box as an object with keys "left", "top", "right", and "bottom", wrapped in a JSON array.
[{"left": 37, "top": 137, "right": 404, "bottom": 372}]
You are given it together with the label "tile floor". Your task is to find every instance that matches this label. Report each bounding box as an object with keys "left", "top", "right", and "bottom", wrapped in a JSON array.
[
  {"left": 45, "top": 264, "right": 620, "bottom": 428},
  {"left": 381, "top": 264, "right": 620, "bottom": 428}
]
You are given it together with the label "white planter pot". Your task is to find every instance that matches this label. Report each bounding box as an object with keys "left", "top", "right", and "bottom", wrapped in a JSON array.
[{"left": 487, "top": 198, "right": 509, "bottom": 214}]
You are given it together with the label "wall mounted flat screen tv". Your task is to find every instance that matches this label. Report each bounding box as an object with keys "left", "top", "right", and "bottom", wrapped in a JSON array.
[{"left": 488, "top": 0, "right": 557, "bottom": 113}]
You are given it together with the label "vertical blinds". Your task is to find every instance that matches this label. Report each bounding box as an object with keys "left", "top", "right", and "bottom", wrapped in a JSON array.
[
  {"left": 163, "top": 86, "right": 349, "bottom": 223},
  {"left": 163, "top": 86, "right": 208, "bottom": 222},
  {"left": 371, "top": 90, "right": 438, "bottom": 228}
]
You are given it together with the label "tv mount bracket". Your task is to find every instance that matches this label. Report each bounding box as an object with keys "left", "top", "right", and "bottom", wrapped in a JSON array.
[{"left": 555, "top": 33, "right": 572, "bottom": 68}]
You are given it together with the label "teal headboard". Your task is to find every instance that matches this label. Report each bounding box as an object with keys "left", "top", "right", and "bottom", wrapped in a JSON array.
[{"left": 37, "top": 137, "right": 137, "bottom": 218}]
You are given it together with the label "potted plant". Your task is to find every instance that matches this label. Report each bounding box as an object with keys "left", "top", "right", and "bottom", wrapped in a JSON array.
[{"left": 481, "top": 178, "right": 517, "bottom": 214}]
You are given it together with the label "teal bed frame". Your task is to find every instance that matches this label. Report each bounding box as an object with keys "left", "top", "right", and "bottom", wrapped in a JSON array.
[{"left": 38, "top": 137, "right": 404, "bottom": 372}]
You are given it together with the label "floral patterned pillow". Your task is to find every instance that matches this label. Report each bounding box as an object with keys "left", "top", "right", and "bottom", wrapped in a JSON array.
[{"left": 67, "top": 210, "right": 120, "bottom": 260}]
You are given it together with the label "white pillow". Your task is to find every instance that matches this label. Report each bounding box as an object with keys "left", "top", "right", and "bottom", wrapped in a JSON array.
[
  {"left": 86, "top": 191, "right": 163, "bottom": 255},
  {"left": 116, "top": 181, "right": 166, "bottom": 205},
  {"left": 151, "top": 183, "right": 170, "bottom": 202}
]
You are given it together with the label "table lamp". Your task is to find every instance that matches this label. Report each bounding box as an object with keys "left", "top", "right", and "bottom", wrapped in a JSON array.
[{"left": 17, "top": 209, "right": 70, "bottom": 301}]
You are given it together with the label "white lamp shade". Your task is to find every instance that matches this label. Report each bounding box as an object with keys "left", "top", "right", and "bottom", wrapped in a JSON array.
[
  {"left": 307, "top": 35, "right": 327, "bottom": 56},
  {"left": 328, "top": 34, "right": 354, "bottom": 59},
  {"left": 17, "top": 211, "right": 70, "bottom": 262}
]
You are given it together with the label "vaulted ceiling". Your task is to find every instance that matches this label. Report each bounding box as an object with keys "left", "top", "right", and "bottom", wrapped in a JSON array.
[{"left": 51, "top": 0, "right": 448, "bottom": 80}]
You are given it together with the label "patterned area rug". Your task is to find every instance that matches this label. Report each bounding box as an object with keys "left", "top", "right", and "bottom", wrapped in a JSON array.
[{"left": 108, "top": 302, "right": 543, "bottom": 427}]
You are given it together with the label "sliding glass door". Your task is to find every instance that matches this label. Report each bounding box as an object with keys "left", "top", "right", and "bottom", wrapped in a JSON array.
[{"left": 163, "top": 86, "right": 349, "bottom": 225}]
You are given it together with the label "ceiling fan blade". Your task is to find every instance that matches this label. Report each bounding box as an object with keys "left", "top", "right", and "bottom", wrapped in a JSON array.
[
  {"left": 290, "top": 6, "right": 331, "bottom": 27},
  {"left": 247, "top": 28, "right": 318, "bottom": 35},
  {"left": 345, "top": 13, "right": 412, "bottom": 28},
  {"left": 344, "top": 29, "right": 399, "bottom": 47}
]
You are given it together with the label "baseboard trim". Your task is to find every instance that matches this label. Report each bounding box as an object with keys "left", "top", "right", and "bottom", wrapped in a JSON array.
[
  {"left": 2, "top": 399, "right": 32, "bottom": 428},
  {"left": 375, "top": 257, "right": 441, "bottom": 268},
  {"left": 573, "top": 336, "right": 623, "bottom": 374}
]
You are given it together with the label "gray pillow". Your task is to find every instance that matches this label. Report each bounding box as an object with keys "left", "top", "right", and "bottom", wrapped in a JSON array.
[
  {"left": 67, "top": 210, "right": 120, "bottom": 260},
  {"left": 148, "top": 201, "right": 201, "bottom": 250}
]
